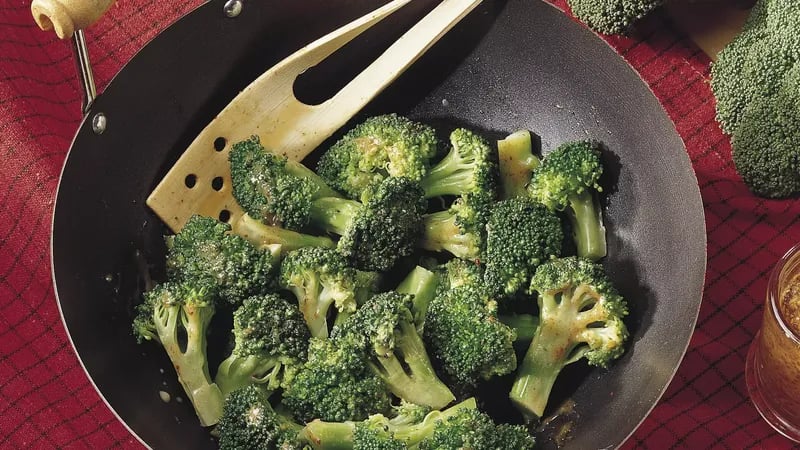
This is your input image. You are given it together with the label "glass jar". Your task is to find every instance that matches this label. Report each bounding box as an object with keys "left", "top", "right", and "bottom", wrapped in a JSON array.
[{"left": 746, "top": 243, "right": 800, "bottom": 442}]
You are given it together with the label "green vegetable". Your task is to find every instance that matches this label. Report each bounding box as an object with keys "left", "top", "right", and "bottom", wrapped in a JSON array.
[
  {"left": 395, "top": 265, "right": 439, "bottom": 330},
  {"left": 510, "top": 256, "right": 629, "bottom": 419},
  {"left": 497, "top": 130, "right": 540, "bottom": 199},
  {"left": 528, "top": 140, "right": 606, "bottom": 261},
  {"left": 217, "top": 385, "right": 305, "bottom": 450},
  {"left": 419, "top": 193, "right": 491, "bottom": 260},
  {"left": 317, "top": 114, "right": 439, "bottom": 201},
  {"left": 215, "top": 294, "right": 310, "bottom": 397},
  {"left": 420, "top": 128, "right": 497, "bottom": 200},
  {"left": 417, "top": 407, "right": 536, "bottom": 450},
  {"left": 566, "top": 0, "right": 663, "bottom": 35}
]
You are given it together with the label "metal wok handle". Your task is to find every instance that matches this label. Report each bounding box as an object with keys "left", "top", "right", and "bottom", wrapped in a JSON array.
[{"left": 30, "top": 0, "right": 117, "bottom": 113}]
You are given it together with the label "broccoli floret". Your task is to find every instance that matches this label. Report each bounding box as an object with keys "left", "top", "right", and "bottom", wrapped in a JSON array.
[
  {"left": 299, "top": 398, "right": 478, "bottom": 450},
  {"left": 731, "top": 63, "right": 800, "bottom": 198},
  {"left": 424, "top": 285, "right": 517, "bottom": 386},
  {"left": 309, "top": 177, "right": 426, "bottom": 271},
  {"left": 395, "top": 266, "right": 439, "bottom": 330},
  {"left": 483, "top": 197, "right": 563, "bottom": 297},
  {"left": 434, "top": 258, "right": 484, "bottom": 292},
  {"left": 333, "top": 292, "right": 455, "bottom": 409},
  {"left": 497, "top": 130, "right": 540, "bottom": 199},
  {"left": 317, "top": 114, "right": 439, "bottom": 201},
  {"left": 510, "top": 256, "right": 629, "bottom": 419},
  {"left": 419, "top": 194, "right": 491, "bottom": 260},
  {"left": 284, "top": 337, "right": 392, "bottom": 423},
  {"left": 280, "top": 247, "right": 379, "bottom": 338},
  {"left": 215, "top": 294, "right": 310, "bottom": 397},
  {"left": 132, "top": 280, "right": 223, "bottom": 426},
  {"left": 566, "top": 0, "right": 663, "bottom": 35},
  {"left": 528, "top": 140, "right": 606, "bottom": 261},
  {"left": 417, "top": 407, "right": 535, "bottom": 450},
  {"left": 419, "top": 128, "right": 497, "bottom": 200},
  {"left": 229, "top": 135, "right": 339, "bottom": 230},
  {"left": 234, "top": 212, "right": 335, "bottom": 252},
  {"left": 166, "top": 215, "right": 279, "bottom": 307},
  {"left": 217, "top": 385, "right": 305, "bottom": 450}
]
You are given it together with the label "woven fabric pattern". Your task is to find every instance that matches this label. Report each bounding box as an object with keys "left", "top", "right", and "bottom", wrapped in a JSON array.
[{"left": 1, "top": 0, "right": 796, "bottom": 448}]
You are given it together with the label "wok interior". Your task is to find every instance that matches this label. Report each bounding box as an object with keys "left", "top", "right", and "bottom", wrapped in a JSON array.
[{"left": 52, "top": 0, "right": 705, "bottom": 448}]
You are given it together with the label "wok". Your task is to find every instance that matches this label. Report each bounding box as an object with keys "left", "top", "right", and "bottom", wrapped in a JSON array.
[{"left": 51, "top": 0, "right": 706, "bottom": 448}]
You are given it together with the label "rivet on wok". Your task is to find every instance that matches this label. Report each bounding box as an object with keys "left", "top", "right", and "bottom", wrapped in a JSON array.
[
  {"left": 92, "top": 112, "right": 107, "bottom": 135},
  {"left": 223, "top": 0, "right": 243, "bottom": 18}
]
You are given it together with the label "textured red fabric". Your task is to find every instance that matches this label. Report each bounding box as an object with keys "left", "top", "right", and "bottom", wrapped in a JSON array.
[{"left": 1, "top": 0, "right": 797, "bottom": 448}]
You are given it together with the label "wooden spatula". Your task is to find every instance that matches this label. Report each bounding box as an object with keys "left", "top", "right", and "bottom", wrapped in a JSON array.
[{"left": 146, "top": 0, "right": 483, "bottom": 234}]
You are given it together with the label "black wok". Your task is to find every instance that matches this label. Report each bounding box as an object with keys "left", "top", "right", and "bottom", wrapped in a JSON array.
[{"left": 52, "top": 0, "right": 706, "bottom": 448}]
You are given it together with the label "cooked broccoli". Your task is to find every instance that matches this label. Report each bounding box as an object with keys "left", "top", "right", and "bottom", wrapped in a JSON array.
[
  {"left": 280, "top": 247, "right": 379, "bottom": 338},
  {"left": 566, "top": 0, "right": 663, "bottom": 35},
  {"left": 229, "top": 135, "right": 339, "bottom": 230},
  {"left": 419, "top": 194, "right": 491, "bottom": 260},
  {"left": 215, "top": 294, "right": 310, "bottom": 397},
  {"left": 132, "top": 280, "right": 223, "bottom": 426},
  {"left": 333, "top": 292, "right": 455, "bottom": 409},
  {"left": 483, "top": 197, "right": 563, "bottom": 297},
  {"left": 217, "top": 385, "right": 305, "bottom": 450},
  {"left": 395, "top": 266, "right": 439, "bottom": 330},
  {"left": 417, "top": 407, "right": 535, "bottom": 450},
  {"left": 528, "top": 140, "right": 606, "bottom": 261},
  {"left": 731, "top": 63, "right": 800, "bottom": 198},
  {"left": 419, "top": 128, "right": 497, "bottom": 200},
  {"left": 497, "top": 130, "right": 540, "bottom": 199},
  {"left": 309, "top": 177, "right": 426, "bottom": 271},
  {"left": 284, "top": 337, "right": 392, "bottom": 423},
  {"left": 317, "top": 114, "right": 439, "bottom": 201},
  {"left": 709, "top": 0, "right": 800, "bottom": 197},
  {"left": 424, "top": 285, "right": 517, "bottom": 386},
  {"left": 498, "top": 313, "right": 539, "bottom": 343},
  {"left": 510, "top": 256, "right": 629, "bottom": 419},
  {"left": 234, "top": 212, "right": 335, "bottom": 252},
  {"left": 165, "top": 215, "right": 279, "bottom": 307},
  {"left": 434, "top": 257, "right": 484, "bottom": 292},
  {"left": 299, "top": 398, "right": 478, "bottom": 450}
]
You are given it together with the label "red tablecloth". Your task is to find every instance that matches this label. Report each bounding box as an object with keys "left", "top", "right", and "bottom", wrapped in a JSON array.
[{"left": 1, "top": 0, "right": 798, "bottom": 448}]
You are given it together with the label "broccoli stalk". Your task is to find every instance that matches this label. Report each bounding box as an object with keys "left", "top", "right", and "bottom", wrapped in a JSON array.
[
  {"left": 234, "top": 213, "right": 335, "bottom": 252},
  {"left": 510, "top": 257, "right": 629, "bottom": 419},
  {"left": 395, "top": 265, "right": 439, "bottom": 330},
  {"left": 215, "top": 294, "right": 310, "bottom": 398},
  {"left": 528, "top": 140, "right": 606, "bottom": 261},
  {"left": 280, "top": 247, "right": 378, "bottom": 338},
  {"left": 334, "top": 292, "right": 455, "bottom": 409},
  {"left": 419, "top": 194, "right": 490, "bottom": 260},
  {"left": 299, "top": 398, "right": 478, "bottom": 450},
  {"left": 133, "top": 281, "right": 223, "bottom": 427},
  {"left": 419, "top": 128, "right": 497, "bottom": 199},
  {"left": 498, "top": 313, "right": 539, "bottom": 343},
  {"left": 497, "top": 130, "right": 540, "bottom": 199}
]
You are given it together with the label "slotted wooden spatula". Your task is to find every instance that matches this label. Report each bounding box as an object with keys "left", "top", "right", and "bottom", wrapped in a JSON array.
[{"left": 146, "top": 0, "right": 482, "bottom": 234}]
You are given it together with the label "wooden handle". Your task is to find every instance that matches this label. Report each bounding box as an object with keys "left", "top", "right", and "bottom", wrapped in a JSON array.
[{"left": 31, "top": 0, "right": 115, "bottom": 39}]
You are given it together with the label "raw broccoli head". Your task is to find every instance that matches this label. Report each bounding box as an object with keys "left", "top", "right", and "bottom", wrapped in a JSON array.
[
  {"left": 132, "top": 280, "right": 223, "bottom": 426},
  {"left": 417, "top": 407, "right": 535, "bottom": 450},
  {"left": 420, "top": 128, "right": 498, "bottom": 199},
  {"left": 731, "top": 62, "right": 800, "bottom": 198},
  {"left": 166, "top": 215, "right": 278, "bottom": 307},
  {"left": 419, "top": 193, "right": 492, "bottom": 260},
  {"left": 424, "top": 284, "right": 517, "bottom": 386},
  {"left": 528, "top": 140, "right": 606, "bottom": 260},
  {"left": 229, "top": 135, "right": 338, "bottom": 230},
  {"left": 283, "top": 337, "right": 391, "bottom": 423},
  {"left": 215, "top": 294, "right": 310, "bottom": 397},
  {"left": 217, "top": 385, "right": 305, "bottom": 450},
  {"left": 566, "top": 0, "right": 663, "bottom": 35},
  {"left": 279, "top": 246, "right": 379, "bottom": 338},
  {"left": 333, "top": 292, "right": 455, "bottom": 409},
  {"left": 311, "top": 176, "right": 425, "bottom": 271},
  {"left": 317, "top": 114, "right": 439, "bottom": 201},
  {"left": 483, "top": 197, "right": 563, "bottom": 297},
  {"left": 510, "top": 256, "right": 629, "bottom": 419}
]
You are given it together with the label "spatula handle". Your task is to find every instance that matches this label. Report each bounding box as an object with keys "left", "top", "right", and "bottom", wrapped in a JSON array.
[{"left": 31, "top": 0, "right": 115, "bottom": 39}]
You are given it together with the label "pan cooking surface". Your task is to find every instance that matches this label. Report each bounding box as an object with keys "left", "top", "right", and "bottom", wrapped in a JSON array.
[{"left": 52, "top": 0, "right": 705, "bottom": 448}]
